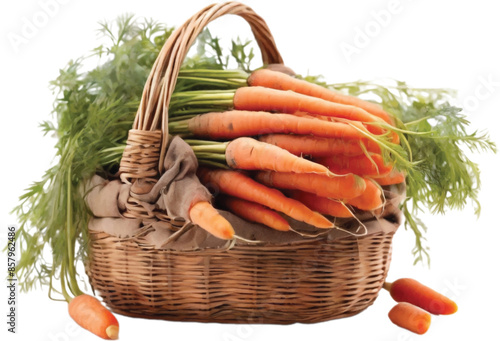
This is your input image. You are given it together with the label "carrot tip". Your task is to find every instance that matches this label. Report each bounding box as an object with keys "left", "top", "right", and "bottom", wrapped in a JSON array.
[
  {"left": 447, "top": 302, "right": 459, "bottom": 315},
  {"left": 106, "top": 325, "right": 119, "bottom": 340},
  {"left": 383, "top": 281, "right": 393, "bottom": 292},
  {"left": 223, "top": 229, "right": 236, "bottom": 240}
]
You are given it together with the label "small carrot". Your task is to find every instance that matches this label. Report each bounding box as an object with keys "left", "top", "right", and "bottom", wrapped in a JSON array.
[
  {"left": 384, "top": 278, "right": 458, "bottom": 315},
  {"left": 287, "top": 190, "right": 353, "bottom": 218},
  {"left": 218, "top": 195, "right": 290, "bottom": 231},
  {"left": 197, "top": 167, "right": 332, "bottom": 228},
  {"left": 345, "top": 178, "right": 384, "bottom": 211},
  {"left": 224, "top": 137, "right": 332, "bottom": 175},
  {"left": 255, "top": 171, "right": 366, "bottom": 201},
  {"left": 258, "top": 134, "right": 381, "bottom": 157},
  {"left": 388, "top": 302, "right": 432, "bottom": 335},
  {"left": 371, "top": 169, "right": 406, "bottom": 186},
  {"left": 233, "top": 86, "right": 388, "bottom": 136},
  {"left": 189, "top": 201, "right": 235, "bottom": 240},
  {"left": 68, "top": 294, "right": 119, "bottom": 340},
  {"left": 189, "top": 137, "right": 332, "bottom": 175},
  {"left": 171, "top": 110, "right": 372, "bottom": 141},
  {"left": 247, "top": 68, "right": 395, "bottom": 125},
  {"left": 314, "top": 153, "right": 393, "bottom": 177}
]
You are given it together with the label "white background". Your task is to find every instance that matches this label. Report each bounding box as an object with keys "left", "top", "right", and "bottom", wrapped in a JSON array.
[{"left": 1, "top": 0, "right": 499, "bottom": 340}]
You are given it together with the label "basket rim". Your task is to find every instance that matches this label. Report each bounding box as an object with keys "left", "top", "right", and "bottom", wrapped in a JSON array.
[{"left": 87, "top": 204, "right": 401, "bottom": 252}]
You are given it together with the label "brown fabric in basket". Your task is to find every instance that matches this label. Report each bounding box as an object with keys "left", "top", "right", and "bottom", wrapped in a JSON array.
[
  {"left": 133, "top": 135, "right": 213, "bottom": 218},
  {"left": 87, "top": 136, "right": 211, "bottom": 221},
  {"left": 87, "top": 136, "right": 405, "bottom": 250},
  {"left": 86, "top": 176, "right": 131, "bottom": 218}
]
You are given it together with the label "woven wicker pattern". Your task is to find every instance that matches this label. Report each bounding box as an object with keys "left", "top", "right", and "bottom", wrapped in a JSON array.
[
  {"left": 86, "top": 1, "right": 401, "bottom": 324},
  {"left": 87, "top": 227, "right": 395, "bottom": 324},
  {"left": 119, "top": 129, "right": 162, "bottom": 185}
]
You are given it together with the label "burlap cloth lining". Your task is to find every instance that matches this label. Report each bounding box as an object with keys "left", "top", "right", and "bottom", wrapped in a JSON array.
[{"left": 86, "top": 136, "right": 404, "bottom": 250}]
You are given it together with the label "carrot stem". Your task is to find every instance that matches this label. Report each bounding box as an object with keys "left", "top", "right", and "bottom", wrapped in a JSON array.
[
  {"left": 347, "top": 120, "right": 413, "bottom": 168},
  {"left": 184, "top": 139, "right": 226, "bottom": 146},
  {"left": 59, "top": 261, "right": 72, "bottom": 303},
  {"left": 65, "top": 167, "right": 83, "bottom": 297},
  {"left": 191, "top": 143, "right": 229, "bottom": 153},
  {"left": 198, "top": 159, "right": 230, "bottom": 169},
  {"left": 194, "top": 152, "right": 228, "bottom": 162},
  {"left": 169, "top": 90, "right": 236, "bottom": 114},
  {"left": 169, "top": 109, "right": 220, "bottom": 118}
]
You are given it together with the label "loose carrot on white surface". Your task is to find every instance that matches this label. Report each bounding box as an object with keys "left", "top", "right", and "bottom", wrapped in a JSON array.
[{"left": 68, "top": 294, "right": 119, "bottom": 340}]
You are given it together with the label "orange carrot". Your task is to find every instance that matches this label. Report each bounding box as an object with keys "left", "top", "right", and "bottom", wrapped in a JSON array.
[
  {"left": 255, "top": 171, "right": 366, "bottom": 201},
  {"left": 177, "top": 110, "right": 371, "bottom": 141},
  {"left": 287, "top": 190, "right": 353, "bottom": 218},
  {"left": 371, "top": 169, "right": 406, "bottom": 186},
  {"left": 225, "top": 137, "right": 331, "bottom": 175},
  {"left": 388, "top": 302, "right": 432, "bottom": 335},
  {"left": 345, "top": 179, "right": 384, "bottom": 211},
  {"left": 384, "top": 278, "right": 458, "bottom": 315},
  {"left": 197, "top": 167, "right": 332, "bottom": 228},
  {"left": 189, "top": 201, "right": 235, "bottom": 240},
  {"left": 258, "top": 134, "right": 381, "bottom": 157},
  {"left": 218, "top": 195, "right": 290, "bottom": 231},
  {"left": 68, "top": 294, "right": 119, "bottom": 340},
  {"left": 233, "top": 86, "right": 387, "bottom": 136},
  {"left": 314, "top": 153, "right": 393, "bottom": 177},
  {"left": 247, "top": 68, "right": 395, "bottom": 125}
]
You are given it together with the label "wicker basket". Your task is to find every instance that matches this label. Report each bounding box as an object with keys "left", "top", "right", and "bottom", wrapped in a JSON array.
[{"left": 86, "top": 1, "right": 401, "bottom": 324}]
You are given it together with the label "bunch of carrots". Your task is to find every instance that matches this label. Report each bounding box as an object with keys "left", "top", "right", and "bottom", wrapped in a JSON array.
[{"left": 167, "top": 68, "right": 406, "bottom": 238}]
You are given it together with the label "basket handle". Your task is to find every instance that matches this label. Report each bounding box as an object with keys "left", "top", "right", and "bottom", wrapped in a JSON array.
[{"left": 121, "top": 1, "right": 283, "bottom": 180}]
